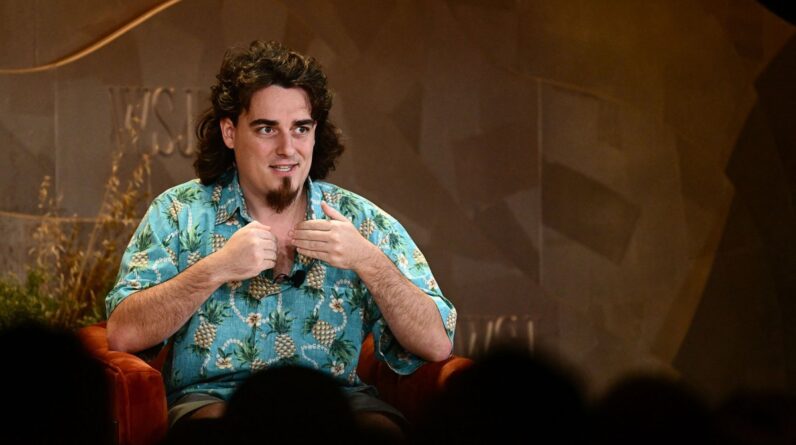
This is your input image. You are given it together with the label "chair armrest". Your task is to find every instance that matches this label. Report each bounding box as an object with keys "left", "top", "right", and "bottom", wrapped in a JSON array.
[
  {"left": 77, "top": 323, "right": 168, "bottom": 445},
  {"left": 357, "top": 335, "right": 474, "bottom": 424}
]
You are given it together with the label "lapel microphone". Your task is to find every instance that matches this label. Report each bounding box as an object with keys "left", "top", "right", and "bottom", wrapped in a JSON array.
[{"left": 275, "top": 270, "right": 306, "bottom": 288}]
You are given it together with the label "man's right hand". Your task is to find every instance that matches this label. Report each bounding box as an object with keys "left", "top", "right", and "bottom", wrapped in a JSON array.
[{"left": 209, "top": 221, "right": 277, "bottom": 281}]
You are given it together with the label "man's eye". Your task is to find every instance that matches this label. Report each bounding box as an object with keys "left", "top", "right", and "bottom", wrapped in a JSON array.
[
  {"left": 259, "top": 127, "right": 275, "bottom": 134},
  {"left": 295, "top": 126, "right": 310, "bottom": 134}
]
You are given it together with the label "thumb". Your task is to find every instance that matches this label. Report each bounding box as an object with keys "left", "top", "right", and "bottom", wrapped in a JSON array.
[{"left": 321, "top": 201, "right": 348, "bottom": 222}]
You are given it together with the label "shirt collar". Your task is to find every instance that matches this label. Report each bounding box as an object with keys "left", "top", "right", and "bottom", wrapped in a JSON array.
[
  {"left": 216, "top": 169, "right": 324, "bottom": 225},
  {"left": 305, "top": 176, "right": 324, "bottom": 221},
  {"left": 214, "top": 169, "right": 247, "bottom": 225}
]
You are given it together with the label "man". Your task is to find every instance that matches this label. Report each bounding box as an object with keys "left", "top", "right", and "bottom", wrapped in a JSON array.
[{"left": 105, "top": 40, "right": 456, "bottom": 434}]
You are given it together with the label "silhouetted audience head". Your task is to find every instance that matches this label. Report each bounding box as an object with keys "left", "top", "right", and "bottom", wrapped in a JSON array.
[
  {"left": 711, "top": 390, "right": 796, "bottom": 445},
  {"left": 225, "top": 365, "right": 358, "bottom": 444},
  {"left": 590, "top": 373, "right": 710, "bottom": 445},
  {"left": 0, "top": 321, "right": 112, "bottom": 445},
  {"left": 414, "top": 345, "right": 586, "bottom": 444}
]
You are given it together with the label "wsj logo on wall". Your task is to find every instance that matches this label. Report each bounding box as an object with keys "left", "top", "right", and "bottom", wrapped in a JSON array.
[
  {"left": 455, "top": 314, "right": 534, "bottom": 358},
  {"left": 109, "top": 86, "right": 209, "bottom": 157}
]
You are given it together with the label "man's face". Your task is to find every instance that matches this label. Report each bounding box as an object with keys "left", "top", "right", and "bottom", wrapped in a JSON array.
[{"left": 220, "top": 86, "right": 315, "bottom": 212}]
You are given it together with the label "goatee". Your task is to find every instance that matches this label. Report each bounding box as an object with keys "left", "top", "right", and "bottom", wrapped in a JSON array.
[{"left": 266, "top": 177, "right": 301, "bottom": 213}]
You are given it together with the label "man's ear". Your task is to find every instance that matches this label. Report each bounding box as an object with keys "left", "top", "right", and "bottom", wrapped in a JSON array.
[{"left": 220, "top": 117, "right": 236, "bottom": 149}]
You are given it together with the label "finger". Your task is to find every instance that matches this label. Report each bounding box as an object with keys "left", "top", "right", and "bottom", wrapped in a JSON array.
[
  {"left": 295, "top": 220, "right": 332, "bottom": 231},
  {"left": 292, "top": 238, "right": 328, "bottom": 252},
  {"left": 296, "top": 247, "right": 327, "bottom": 262},
  {"left": 321, "top": 201, "right": 348, "bottom": 222},
  {"left": 253, "top": 236, "right": 277, "bottom": 249},
  {"left": 259, "top": 230, "right": 277, "bottom": 242},
  {"left": 261, "top": 240, "right": 277, "bottom": 254},
  {"left": 291, "top": 228, "right": 330, "bottom": 242}
]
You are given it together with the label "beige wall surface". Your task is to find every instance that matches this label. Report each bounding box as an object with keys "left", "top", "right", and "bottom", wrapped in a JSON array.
[{"left": 1, "top": 0, "right": 794, "bottom": 398}]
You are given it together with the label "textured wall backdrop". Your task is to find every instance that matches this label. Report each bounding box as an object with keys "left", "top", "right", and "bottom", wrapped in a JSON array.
[{"left": 1, "top": 0, "right": 794, "bottom": 398}]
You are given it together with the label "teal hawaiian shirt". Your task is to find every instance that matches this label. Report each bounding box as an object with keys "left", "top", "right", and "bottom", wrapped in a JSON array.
[{"left": 106, "top": 169, "right": 457, "bottom": 404}]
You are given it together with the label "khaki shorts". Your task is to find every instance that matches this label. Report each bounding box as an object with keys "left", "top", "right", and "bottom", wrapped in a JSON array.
[{"left": 169, "top": 385, "right": 407, "bottom": 429}]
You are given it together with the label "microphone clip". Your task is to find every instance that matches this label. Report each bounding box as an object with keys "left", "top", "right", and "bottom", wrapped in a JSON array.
[{"left": 275, "top": 270, "right": 306, "bottom": 288}]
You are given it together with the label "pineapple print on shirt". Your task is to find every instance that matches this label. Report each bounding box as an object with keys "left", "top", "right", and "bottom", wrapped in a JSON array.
[
  {"left": 191, "top": 300, "right": 230, "bottom": 354},
  {"left": 165, "top": 186, "right": 201, "bottom": 227},
  {"left": 180, "top": 224, "right": 204, "bottom": 267},
  {"left": 266, "top": 307, "right": 297, "bottom": 363},
  {"left": 129, "top": 223, "right": 153, "bottom": 270}
]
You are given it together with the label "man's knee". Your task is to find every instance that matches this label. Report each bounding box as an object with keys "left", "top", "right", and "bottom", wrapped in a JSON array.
[
  {"left": 189, "top": 402, "right": 226, "bottom": 420},
  {"left": 355, "top": 411, "right": 405, "bottom": 442}
]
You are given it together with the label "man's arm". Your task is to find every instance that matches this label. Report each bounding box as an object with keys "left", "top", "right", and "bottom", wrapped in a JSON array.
[
  {"left": 291, "top": 202, "right": 452, "bottom": 362},
  {"left": 354, "top": 245, "right": 453, "bottom": 362},
  {"left": 107, "top": 221, "right": 278, "bottom": 353}
]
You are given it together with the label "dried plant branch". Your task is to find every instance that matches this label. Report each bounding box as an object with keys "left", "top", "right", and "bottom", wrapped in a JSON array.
[{"left": 2, "top": 150, "right": 151, "bottom": 330}]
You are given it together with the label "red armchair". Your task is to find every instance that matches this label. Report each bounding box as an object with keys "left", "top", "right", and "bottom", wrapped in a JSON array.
[{"left": 78, "top": 322, "right": 473, "bottom": 445}]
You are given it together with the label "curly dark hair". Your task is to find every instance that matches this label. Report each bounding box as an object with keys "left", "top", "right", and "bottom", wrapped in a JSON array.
[{"left": 194, "top": 40, "right": 344, "bottom": 185}]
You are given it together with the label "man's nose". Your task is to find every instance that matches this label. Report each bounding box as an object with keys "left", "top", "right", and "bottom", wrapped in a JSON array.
[{"left": 275, "top": 131, "right": 295, "bottom": 156}]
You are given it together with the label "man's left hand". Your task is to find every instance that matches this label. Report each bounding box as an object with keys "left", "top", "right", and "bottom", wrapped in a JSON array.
[{"left": 290, "top": 202, "right": 377, "bottom": 270}]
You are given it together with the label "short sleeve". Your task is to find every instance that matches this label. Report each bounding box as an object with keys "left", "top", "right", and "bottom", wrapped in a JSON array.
[
  {"left": 364, "top": 214, "right": 457, "bottom": 375},
  {"left": 105, "top": 194, "right": 181, "bottom": 317}
]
